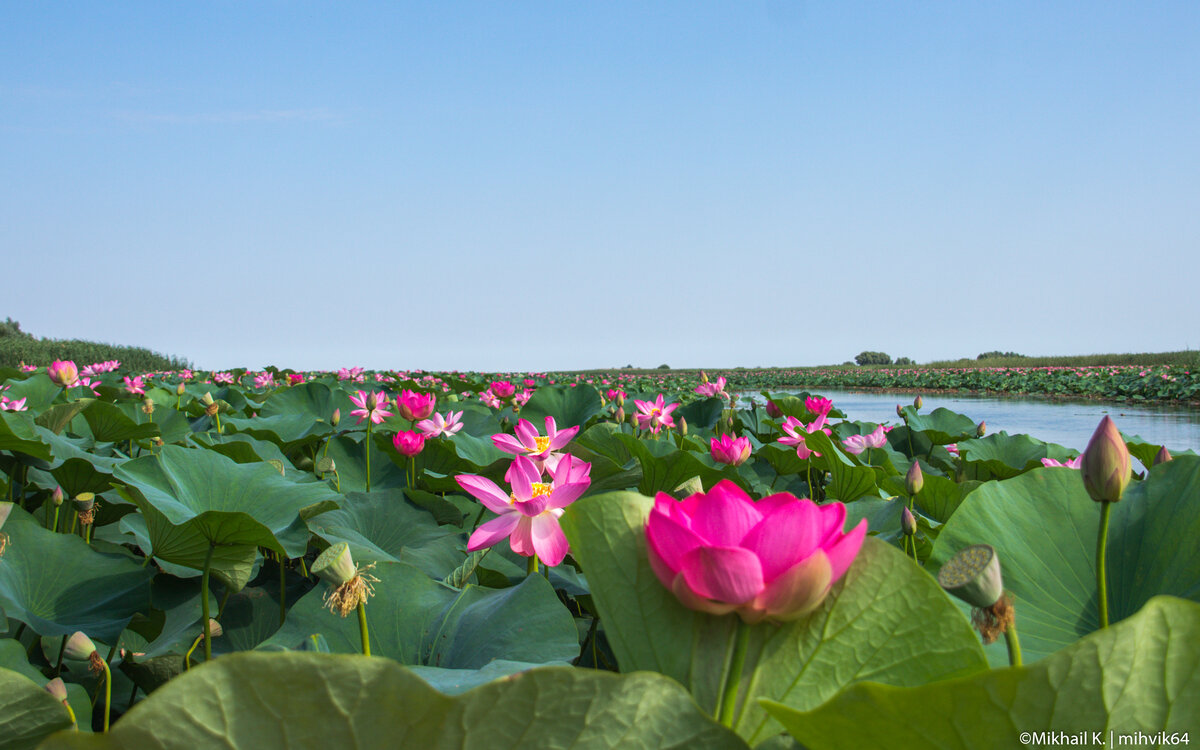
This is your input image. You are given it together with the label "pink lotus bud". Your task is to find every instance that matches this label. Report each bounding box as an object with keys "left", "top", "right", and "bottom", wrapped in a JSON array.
[
  {"left": 47, "top": 360, "right": 79, "bottom": 388},
  {"left": 396, "top": 390, "right": 436, "bottom": 421},
  {"left": 645, "top": 480, "right": 867, "bottom": 623},
  {"left": 710, "top": 434, "right": 751, "bottom": 466},
  {"left": 976, "top": 421, "right": 987, "bottom": 437},
  {"left": 615, "top": 406, "right": 625, "bottom": 423},
  {"left": 913, "top": 395, "right": 923, "bottom": 410},
  {"left": 393, "top": 430, "right": 426, "bottom": 457},
  {"left": 1080, "top": 416, "right": 1132, "bottom": 503},
  {"left": 176, "top": 382, "right": 186, "bottom": 396},
  {"left": 331, "top": 408, "right": 341, "bottom": 427},
  {"left": 491, "top": 380, "right": 516, "bottom": 398},
  {"left": 905, "top": 462, "right": 924, "bottom": 495},
  {"left": 765, "top": 400, "right": 782, "bottom": 419},
  {"left": 52, "top": 486, "right": 64, "bottom": 506},
  {"left": 901, "top": 506, "right": 917, "bottom": 537},
  {"left": 1154, "top": 446, "right": 1172, "bottom": 466},
  {"left": 678, "top": 417, "right": 688, "bottom": 437}
]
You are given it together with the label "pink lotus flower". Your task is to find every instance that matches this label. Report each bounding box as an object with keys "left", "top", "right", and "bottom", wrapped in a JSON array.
[
  {"left": 393, "top": 430, "right": 426, "bottom": 457},
  {"left": 287, "top": 373, "right": 305, "bottom": 385},
  {"left": 695, "top": 376, "right": 728, "bottom": 399},
  {"left": 76, "top": 377, "right": 101, "bottom": 395},
  {"left": 605, "top": 389, "right": 626, "bottom": 402},
  {"left": 491, "top": 380, "right": 516, "bottom": 398},
  {"left": 646, "top": 480, "right": 867, "bottom": 623},
  {"left": 337, "top": 367, "right": 365, "bottom": 381},
  {"left": 514, "top": 388, "right": 533, "bottom": 407},
  {"left": 479, "top": 390, "right": 502, "bottom": 409},
  {"left": 945, "top": 443, "right": 959, "bottom": 455},
  {"left": 0, "top": 395, "right": 28, "bottom": 411},
  {"left": 456, "top": 454, "right": 592, "bottom": 566},
  {"left": 396, "top": 390, "right": 436, "bottom": 421},
  {"left": 47, "top": 361, "right": 80, "bottom": 388},
  {"left": 213, "top": 372, "right": 235, "bottom": 385},
  {"left": 634, "top": 394, "right": 680, "bottom": 434},
  {"left": 805, "top": 396, "right": 834, "bottom": 418},
  {"left": 777, "top": 416, "right": 831, "bottom": 460},
  {"left": 493, "top": 417, "right": 580, "bottom": 464},
  {"left": 123, "top": 376, "right": 146, "bottom": 395},
  {"left": 1041, "top": 455, "right": 1083, "bottom": 469},
  {"left": 417, "top": 410, "right": 464, "bottom": 438},
  {"left": 349, "top": 390, "right": 393, "bottom": 425},
  {"left": 765, "top": 400, "right": 782, "bottom": 419},
  {"left": 842, "top": 425, "right": 887, "bottom": 455},
  {"left": 254, "top": 372, "right": 275, "bottom": 389},
  {"left": 711, "top": 434, "right": 751, "bottom": 466}
]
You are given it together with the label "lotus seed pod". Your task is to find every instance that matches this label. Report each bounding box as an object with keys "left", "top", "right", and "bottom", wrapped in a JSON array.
[
  {"left": 937, "top": 544, "right": 1004, "bottom": 609},
  {"left": 913, "top": 395, "right": 923, "bottom": 410},
  {"left": 905, "top": 462, "right": 924, "bottom": 496},
  {"left": 152, "top": 436, "right": 164, "bottom": 447},
  {"left": 176, "top": 383, "right": 186, "bottom": 396},
  {"left": 976, "top": 421, "right": 987, "bottom": 437},
  {"left": 1080, "top": 416, "right": 1132, "bottom": 503},
  {"left": 331, "top": 408, "right": 341, "bottom": 427},
  {"left": 313, "top": 542, "right": 357, "bottom": 586},
  {"left": 63, "top": 631, "right": 98, "bottom": 661},
  {"left": 51, "top": 486, "right": 64, "bottom": 507},
  {"left": 365, "top": 393, "right": 378, "bottom": 410},
  {"left": 901, "top": 506, "right": 917, "bottom": 537},
  {"left": 1154, "top": 446, "right": 1172, "bottom": 466},
  {"left": 72, "top": 492, "right": 95, "bottom": 513},
  {"left": 200, "top": 392, "right": 214, "bottom": 406},
  {"left": 679, "top": 417, "right": 688, "bottom": 437},
  {"left": 142, "top": 398, "right": 155, "bottom": 415},
  {"left": 45, "top": 677, "right": 69, "bottom": 702}
]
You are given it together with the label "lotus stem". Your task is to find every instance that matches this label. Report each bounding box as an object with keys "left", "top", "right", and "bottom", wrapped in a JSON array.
[
  {"left": 201, "top": 544, "right": 215, "bottom": 661},
  {"left": 1004, "top": 618, "right": 1023, "bottom": 667},
  {"left": 63, "top": 699, "right": 78, "bottom": 730},
  {"left": 100, "top": 658, "right": 112, "bottom": 731},
  {"left": 299, "top": 557, "right": 308, "bottom": 579},
  {"left": 184, "top": 634, "right": 202, "bottom": 670},
  {"left": 52, "top": 505, "right": 60, "bottom": 533},
  {"left": 365, "top": 423, "right": 372, "bottom": 492},
  {"left": 356, "top": 601, "right": 371, "bottom": 656},
  {"left": 214, "top": 412, "right": 222, "bottom": 435},
  {"left": 279, "top": 554, "right": 287, "bottom": 626},
  {"left": 527, "top": 554, "right": 539, "bottom": 576},
  {"left": 1097, "top": 500, "right": 1112, "bottom": 629},
  {"left": 54, "top": 635, "right": 67, "bottom": 676},
  {"left": 717, "top": 618, "right": 751, "bottom": 728}
]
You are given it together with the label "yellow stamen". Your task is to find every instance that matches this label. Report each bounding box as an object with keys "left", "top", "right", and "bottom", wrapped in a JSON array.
[
  {"left": 510, "top": 482, "right": 553, "bottom": 504},
  {"left": 532, "top": 435, "right": 551, "bottom": 453}
]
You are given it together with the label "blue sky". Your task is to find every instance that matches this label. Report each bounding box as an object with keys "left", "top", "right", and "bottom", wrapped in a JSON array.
[{"left": 3, "top": 2, "right": 1198, "bottom": 372}]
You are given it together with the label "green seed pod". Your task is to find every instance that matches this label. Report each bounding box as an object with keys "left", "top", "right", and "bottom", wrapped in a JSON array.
[
  {"left": 199, "top": 392, "right": 215, "bottom": 406},
  {"left": 72, "top": 492, "right": 95, "bottom": 513},
  {"left": 313, "top": 542, "right": 357, "bottom": 587},
  {"left": 45, "top": 677, "right": 69, "bottom": 702},
  {"left": 937, "top": 544, "right": 1004, "bottom": 609},
  {"left": 63, "top": 631, "right": 98, "bottom": 661}
]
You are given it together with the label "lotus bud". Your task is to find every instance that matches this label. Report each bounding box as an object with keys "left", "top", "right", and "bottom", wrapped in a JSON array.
[
  {"left": 679, "top": 417, "right": 688, "bottom": 437},
  {"left": 901, "top": 506, "right": 917, "bottom": 537},
  {"left": 896, "top": 404, "right": 904, "bottom": 418},
  {"left": 331, "top": 408, "right": 341, "bottom": 427},
  {"left": 913, "top": 395, "right": 923, "bottom": 410},
  {"left": 615, "top": 406, "right": 625, "bottom": 423},
  {"left": 616, "top": 392, "right": 625, "bottom": 407},
  {"left": 1080, "top": 416, "right": 1132, "bottom": 504},
  {"left": 47, "top": 360, "right": 79, "bottom": 388},
  {"left": 976, "top": 420, "right": 987, "bottom": 437},
  {"left": 937, "top": 544, "right": 1014, "bottom": 644},
  {"left": 905, "top": 462, "right": 924, "bottom": 496},
  {"left": 176, "top": 383, "right": 186, "bottom": 396},
  {"left": 45, "top": 677, "right": 69, "bottom": 702},
  {"left": 700, "top": 371, "right": 709, "bottom": 383},
  {"left": 765, "top": 400, "right": 782, "bottom": 419},
  {"left": 1154, "top": 446, "right": 1172, "bottom": 466},
  {"left": 142, "top": 397, "right": 155, "bottom": 415},
  {"left": 51, "top": 486, "right": 64, "bottom": 507}
]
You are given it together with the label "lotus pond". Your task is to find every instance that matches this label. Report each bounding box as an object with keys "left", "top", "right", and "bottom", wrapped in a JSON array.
[{"left": 1, "top": 364, "right": 1198, "bottom": 749}]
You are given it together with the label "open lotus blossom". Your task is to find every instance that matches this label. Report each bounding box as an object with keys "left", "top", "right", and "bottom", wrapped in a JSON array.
[
  {"left": 456, "top": 454, "right": 592, "bottom": 566},
  {"left": 778, "top": 415, "right": 831, "bottom": 459},
  {"left": 479, "top": 389, "right": 502, "bottom": 409},
  {"left": 212, "top": 372, "right": 235, "bottom": 385},
  {"left": 842, "top": 424, "right": 887, "bottom": 455},
  {"left": 76, "top": 377, "right": 101, "bottom": 395},
  {"left": 337, "top": 367, "right": 365, "bottom": 381},
  {"left": 0, "top": 395, "right": 28, "bottom": 411},
  {"left": 805, "top": 396, "right": 834, "bottom": 419},
  {"left": 514, "top": 388, "right": 534, "bottom": 407},
  {"left": 634, "top": 394, "right": 680, "bottom": 434},
  {"left": 695, "top": 376, "right": 729, "bottom": 400},
  {"left": 47, "top": 360, "right": 80, "bottom": 388},
  {"left": 1041, "top": 455, "right": 1083, "bottom": 469},
  {"left": 349, "top": 390, "right": 393, "bottom": 425},
  {"left": 493, "top": 417, "right": 580, "bottom": 465},
  {"left": 287, "top": 373, "right": 305, "bottom": 385},
  {"left": 417, "top": 410, "right": 463, "bottom": 438},
  {"left": 711, "top": 434, "right": 752, "bottom": 466},
  {"left": 490, "top": 380, "right": 516, "bottom": 398},
  {"left": 123, "top": 375, "right": 146, "bottom": 395},
  {"left": 396, "top": 390, "right": 436, "bottom": 421},
  {"left": 945, "top": 443, "right": 959, "bottom": 455},
  {"left": 646, "top": 480, "right": 867, "bottom": 623},
  {"left": 253, "top": 372, "right": 275, "bottom": 389}
]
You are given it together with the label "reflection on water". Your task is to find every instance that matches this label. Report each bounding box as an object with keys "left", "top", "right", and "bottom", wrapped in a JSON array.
[{"left": 744, "top": 389, "right": 1200, "bottom": 454}]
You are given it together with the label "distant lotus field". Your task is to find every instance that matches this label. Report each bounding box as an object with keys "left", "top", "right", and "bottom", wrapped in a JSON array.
[{"left": 1, "top": 362, "right": 1198, "bottom": 748}]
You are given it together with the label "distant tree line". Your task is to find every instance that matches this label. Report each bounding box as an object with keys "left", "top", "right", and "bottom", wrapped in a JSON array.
[
  {"left": 977, "top": 351, "right": 1028, "bottom": 360},
  {"left": 0, "top": 318, "right": 191, "bottom": 371}
]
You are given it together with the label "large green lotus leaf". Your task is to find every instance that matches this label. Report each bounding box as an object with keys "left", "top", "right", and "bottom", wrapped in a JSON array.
[
  {"left": 113, "top": 445, "right": 340, "bottom": 584},
  {"left": 803, "top": 430, "right": 879, "bottom": 503},
  {"left": 117, "top": 512, "right": 262, "bottom": 590},
  {"left": 900, "top": 406, "right": 979, "bottom": 445},
  {"left": 317, "top": 433, "right": 407, "bottom": 492},
  {"left": 36, "top": 428, "right": 124, "bottom": 475},
  {"left": 762, "top": 596, "right": 1200, "bottom": 749},
  {"left": 305, "top": 489, "right": 465, "bottom": 577},
  {"left": 445, "top": 430, "right": 510, "bottom": 468},
  {"left": 406, "top": 659, "right": 571, "bottom": 695},
  {"left": 573, "top": 422, "right": 636, "bottom": 466},
  {"left": 517, "top": 384, "right": 603, "bottom": 430},
  {"left": 2, "top": 373, "right": 62, "bottom": 412},
  {"left": 221, "top": 382, "right": 341, "bottom": 449},
  {"left": 260, "top": 562, "right": 578, "bottom": 668},
  {"left": 677, "top": 396, "right": 725, "bottom": 430},
  {"left": 146, "top": 407, "right": 192, "bottom": 445},
  {"left": 0, "top": 638, "right": 92, "bottom": 729},
  {"left": 956, "top": 432, "right": 1077, "bottom": 481},
  {"left": 930, "top": 459, "right": 1200, "bottom": 665},
  {"left": 39, "top": 653, "right": 745, "bottom": 750},
  {"left": 560, "top": 492, "right": 987, "bottom": 745},
  {"left": 1122, "top": 432, "right": 1197, "bottom": 470},
  {"left": 81, "top": 400, "right": 160, "bottom": 443},
  {"left": 914, "top": 474, "right": 982, "bottom": 524},
  {"left": 0, "top": 411, "right": 52, "bottom": 460},
  {"left": 1, "top": 666, "right": 76, "bottom": 750},
  {"left": 189, "top": 432, "right": 311, "bottom": 483},
  {"left": 616, "top": 433, "right": 735, "bottom": 495},
  {"left": 34, "top": 400, "right": 92, "bottom": 436},
  {"left": 0, "top": 505, "right": 153, "bottom": 643}
]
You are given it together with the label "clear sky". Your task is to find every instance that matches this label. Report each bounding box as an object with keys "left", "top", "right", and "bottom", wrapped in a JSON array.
[{"left": 3, "top": 2, "right": 1198, "bottom": 372}]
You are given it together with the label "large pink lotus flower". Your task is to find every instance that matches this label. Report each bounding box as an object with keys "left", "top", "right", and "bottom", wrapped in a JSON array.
[
  {"left": 349, "top": 390, "right": 393, "bottom": 425},
  {"left": 646, "top": 480, "right": 867, "bottom": 623},
  {"left": 417, "top": 411, "right": 463, "bottom": 438},
  {"left": 47, "top": 361, "right": 80, "bottom": 388},
  {"left": 287, "top": 373, "right": 305, "bottom": 385},
  {"left": 842, "top": 424, "right": 887, "bottom": 455},
  {"left": 1041, "top": 455, "right": 1083, "bottom": 469},
  {"left": 396, "top": 390, "right": 436, "bottom": 421},
  {"left": 490, "top": 380, "right": 516, "bottom": 398},
  {"left": 393, "top": 430, "right": 426, "bottom": 457},
  {"left": 777, "top": 416, "right": 831, "bottom": 460},
  {"left": 123, "top": 376, "right": 146, "bottom": 395},
  {"left": 493, "top": 417, "right": 580, "bottom": 463},
  {"left": 711, "top": 434, "right": 752, "bottom": 466},
  {"left": 514, "top": 388, "right": 534, "bottom": 407},
  {"left": 456, "top": 454, "right": 592, "bottom": 566},
  {"left": 634, "top": 394, "right": 680, "bottom": 434}
]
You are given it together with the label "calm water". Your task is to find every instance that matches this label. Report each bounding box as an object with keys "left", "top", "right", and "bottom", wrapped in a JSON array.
[{"left": 743, "top": 389, "right": 1200, "bottom": 455}]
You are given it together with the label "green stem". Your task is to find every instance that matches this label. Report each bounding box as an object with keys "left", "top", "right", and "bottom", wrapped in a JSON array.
[
  {"left": 214, "top": 412, "right": 222, "bottom": 435},
  {"left": 357, "top": 601, "right": 371, "bottom": 656},
  {"left": 717, "top": 618, "right": 752, "bottom": 728},
  {"left": 527, "top": 554, "right": 539, "bottom": 576},
  {"left": 1097, "top": 500, "right": 1112, "bottom": 629},
  {"left": 365, "top": 423, "right": 372, "bottom": 492},
  {"left": 100, "top": 658, "right": 112, "bottom": 732},
  {"left": 201, "top": 544, "right": 215, "bottom": 661},
  {"left": 62, "top": 699, "right": 78, "bottom": 729},
  {"left": 1004, "top": 619, "right": 1023, "bottom": 667},
  {"left": 54, "top": 635, "right": 68, "bottom": 676},
  {"left": 184, "top": 634, "right": 202, "bottom": 671},
  {"left": 278, "top": 554, "right": 287, "bottom": 626},
  {"left": 52, "top": 506, "right": 60, "bottom": 533}
]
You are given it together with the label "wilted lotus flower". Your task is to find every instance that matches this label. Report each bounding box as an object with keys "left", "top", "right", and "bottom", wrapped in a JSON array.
[
  {"left": 396, "top": 390, "right": 436, "bottom": 421},
  {"left": 710, "top": 434, "right": 751, "bottom": 466},
  {"left": 1080, "top": 416, "right": 1131, "bottom": 503},
  {"left": 646, "top": 480, "right": 867, "bottom": 623},
  {"left": 47, "top": 360, "right": 80, "bottom": 388}
]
